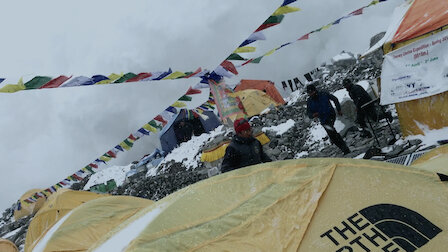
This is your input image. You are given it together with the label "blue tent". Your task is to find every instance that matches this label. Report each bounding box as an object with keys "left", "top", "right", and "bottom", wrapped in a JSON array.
[{"left": 159, "top": 109, "right": 221, "bottom": 153}]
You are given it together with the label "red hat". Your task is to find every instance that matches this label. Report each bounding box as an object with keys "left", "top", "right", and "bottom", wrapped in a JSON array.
[{"left": 234, "top": 118, "right": 251, "bottom": 134}]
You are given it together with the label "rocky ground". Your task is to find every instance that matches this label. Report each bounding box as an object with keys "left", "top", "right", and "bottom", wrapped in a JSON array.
[{"left": 0, "top": 32, "right": 435, "bottom": 251}]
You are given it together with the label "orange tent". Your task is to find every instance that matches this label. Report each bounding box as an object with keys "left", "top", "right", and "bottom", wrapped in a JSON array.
[{"left": 234, "top": 79, "right": 285, "bottom": 105}]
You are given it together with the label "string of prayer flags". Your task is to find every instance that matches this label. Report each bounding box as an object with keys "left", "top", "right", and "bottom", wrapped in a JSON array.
[
  {"left": 239, "top": 31, "right": 267, "bottom": 47},
  {"left": 162, "top": 71, "right": 187, "bottom": 80}
]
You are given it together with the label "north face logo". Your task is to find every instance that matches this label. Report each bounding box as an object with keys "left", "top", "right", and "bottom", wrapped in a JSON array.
[{"left": 320, "top": 204, "right": 442, "bottom": 252}]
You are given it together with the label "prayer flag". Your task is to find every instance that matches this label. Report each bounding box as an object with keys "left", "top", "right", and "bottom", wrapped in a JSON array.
[
  {"left": 106, "top": 150, "right": 117, "bottom": 158},
  {"left": 298, "top": 33, "right": 310, "bottom": 40},
  {"left": 153, "top": 68, "right": 172, "bottom": 80},
  {"left": 213, "top": 66, "right": 233, "bottom": 78},
  {"left": 115, "top": 145, "right": 124, "bottom": 152},
  {"left": 149, "top": 120, "right": 163, "bottom": 130},
  {"left": 162, "top": 71, "right": 186, "bottom": 80},
  {"left": 184, "top": 68, "right": 202, "bottom": 78},
  {"left": 321, "top": 23, "right": 332, "bottom": 31},
  {"left": 255, "top": 15, "right": 284, "bottom": 32},
  {"left": 155, "top": 115, "right": 168, "bottom": 126},
  {"left": 143, "top": 123, "right": 158, "bottom": 133},
  {"left": 92, "top": 75, "right": 109, "bottom": 84},
  {"left": 123, "top": 139, "right": 134, "bottom": 148},
  {"left": 95, "top": 158, "right": 106, "bottom": 164},
  {"left": 350, "top": 8, "right": 364, "bottom": 16},
  {"left": 128, "top": 134, "right": 137, "bottom": 141},
  {"left": 171, "top": 101, "right": 187, "bottom": 108},
  {"left": 233, "top": 46, "right": 256, "bottom": 53},
  {"left": 264, "top": 49, "right": 276, "bottom": 56},
  {"left": 0, "top": 78, "right": 25, "bottom": 93},
  {"left": 24, "top": 76, "right": 52, "bottom": 89},
  {"left": 226, "top": 53, "right": 247, "bottom": 61},
  {"left": 60, "top": 76, "right": 92, "bottom": 87},
  {"left": 185, "top": 87, "right": 202, "bottom": 95},
  {"left": 138, "top": 128, "right": 150, "bottom": 135},
  {"left": 114, "top": 72, "right": 137, "bottom": 83},
  {"left": 0, "top": 78, "right": 4, "bottom": 84},
  {"left": 273, "top": 6, "right": 300, "bottom": 16},
  {"left": 166, "top": 106, "right": 177, "bottom": 114},
  {"left": 220, "top": 60, "right": 238, "bottom": 75},
  {"left": 40, "top": 75, "right": 71, "bottom": 89}
]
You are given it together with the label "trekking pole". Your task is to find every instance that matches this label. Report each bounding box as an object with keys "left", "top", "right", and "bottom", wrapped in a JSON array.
[{"left": 379, "top": 104, "right": 397, "bottom": 144}]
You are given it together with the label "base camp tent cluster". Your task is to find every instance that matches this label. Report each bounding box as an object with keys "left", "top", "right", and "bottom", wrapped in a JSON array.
[{"left": 25, "top": 157, "right": 448, "bottom": 251}]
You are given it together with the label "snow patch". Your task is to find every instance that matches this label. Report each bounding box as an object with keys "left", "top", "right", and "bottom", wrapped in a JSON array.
[
  {"left": 262, "top": 119, "right": 295, "bottom": 136},
  {"left": 84, "top": 164, "right": 132, "bottom": 190}
]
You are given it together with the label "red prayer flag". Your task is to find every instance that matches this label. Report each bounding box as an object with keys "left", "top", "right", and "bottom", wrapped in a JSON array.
[
  {"left": 350, "top": 8, "right": 363, "bottom": 16},
  {"left": 185, "top": 87, "right": 202, "bottom": 95},
  {"left": 106, "top": 150, "right": 117, "bottom": 158},
  {"left": 184, "top": 68, "right": 202, "bottom": 78},
  {"left": 154, "top": 115, "right": 168, "bottom": 126},
  {"left": 128, "top": 134, "right": 137, "bottom": 141},
  {"left": 298, "top": 33, "right": 310, "bottom": 40},
  {"left": 220, "top": 60, "right": 238, "bottom": 75},
  {"left": 89, "top": 163, "right": 98, "bottom": 169},
  {"left": 39, "top": 75, "right": 71, "bottom": 89}
]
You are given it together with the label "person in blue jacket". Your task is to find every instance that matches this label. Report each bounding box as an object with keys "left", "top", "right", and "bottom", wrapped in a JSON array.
[{"left": 306, "top": 84, "right": 350, "bottom": 155}]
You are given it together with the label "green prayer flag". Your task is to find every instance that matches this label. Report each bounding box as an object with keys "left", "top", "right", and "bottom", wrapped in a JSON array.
[
  {"left": 123, "top": 139, "right": 134, "bottom": 148},
  {"left": 250, "top": 56, "right": 263, "bottom": 64},
  {"left": 226, "top": 53, "right": 247, "bottom": 61},
  {"left": 85, "top": 166, "right": 95, "bottom": 174},
  {"left": 24, "top": 76, "right": 52, "bottom": 89},
  {"left": 149, "top": 120, "right": 162, "bottom": 130},
  {"left": 114, "top": 72, "right": 137, "bottom": 83},
  {"left": 263, "top": 15, "right": 284, "bottom": 25},
  {"left": 178, "top": 95, "right": 192, "bottom": 101}
]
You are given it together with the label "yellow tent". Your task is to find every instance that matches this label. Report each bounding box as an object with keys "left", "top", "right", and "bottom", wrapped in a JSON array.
[
  {"left": 14, "top": 189, "right": 46, "bottom": 221},
  {"left": 410, "top": 144, "right": 448, "bottom": 174},
  {"left": 27, "top": 195, "right": 153, "bottom": 252},
  {"left": 25, "top": 189, "right": 107, "bottom": 252},
  {"left": 228, "top": 89, "right": 280, "bottom": 117},
  {"left": 0, "top": 238, "right": 18, "bottom": 252},
  {"left": 380, "top": 0, "right": 448, "bottom": 136},
  {"left": 41, "top": 159, "right": 448, "bottom": 251}
]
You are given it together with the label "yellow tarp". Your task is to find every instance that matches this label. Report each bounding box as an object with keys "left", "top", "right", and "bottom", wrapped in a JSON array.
[
  {"left": 14, "top": 188, "right": 46, "bottom": 221},
  {"left": 25, "top": 189, "right": 107, "bottom": 252},
  {"left": 411, "top": 144, "right": 448, "bottom": 174},
  {"left": 0, "top": 238, "right": 18, "bottom": 252},
  {"left": 200, "top": 132, "right": 270, "bottom": 163},
  {"left": 228, "top": 89, "right": 280, "bottom": 117},
  {"left": 39, "top": 196, "right": 153, "bottom": 252},
  {"left": 83, "top": 159, "right": 448, "bottom": 252}
]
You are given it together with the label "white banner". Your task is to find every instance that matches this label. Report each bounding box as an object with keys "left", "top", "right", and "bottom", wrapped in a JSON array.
[{"left": 380, "top": 28, "right": 448, "bottom": 105}]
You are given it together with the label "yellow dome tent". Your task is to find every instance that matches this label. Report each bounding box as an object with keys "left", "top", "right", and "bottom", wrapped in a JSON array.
[
  {"left": 26, "top": 195, "right": 153, "bottom": 252},
  {"left": 25, "top": 189, "right": 107, "bottom": 252},
  {"left": 37, "top": 159, "right": 448, "bottom": 251},
  {"left": 228, "top": 89, "right": 280, "bottom": 117},
  {"left": 411, "top": 144, "right": 448, "bottom": 174},
  {"left": 13, "top": 188, "right": 46, "bottom": 221},
  {"left": 0, "top": 238, "right": 18, "bottom": 252}
]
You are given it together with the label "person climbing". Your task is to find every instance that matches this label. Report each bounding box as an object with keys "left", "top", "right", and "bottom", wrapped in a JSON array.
[
  {"left": 342, "top": 78, "right": 393, "bottom": 138},
  {"left": 221, "top": 118, "right": 271, "bottom": 173},
  {"left": 306, "top": 84, "right": 350, "bottom": 155}
]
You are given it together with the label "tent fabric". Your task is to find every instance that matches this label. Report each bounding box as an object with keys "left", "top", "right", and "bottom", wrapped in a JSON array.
[
  {"left": 228, "top": 89, "right": 280, "bottom": 117},
  {"left": 84, "top": 159, "right": 448, "bottom": 251},
  {"left": 14, "top": 189, "right": 46, "bottom": 221},
  {"left": 25, "top": 189, "right": 107, "bottom": 252},
  {"left": 0, "top": 238, "right": 18, "bottom": 252},
  {"left": 410, "top": 144, "right": 448, "bottom": 174},
  {"left": 159, "top": 109, "right": 221, "bottom": 153},
  {"left": 37, "top": 196, "right": 153, "bottom": 252},
  {"left": 200, "top": 132, "right": 271, "bottom": 163},
  {"left": 234, "top": 79, "right": 285, "bottom": 104},
  {"left": 392, "top": 0, "right": 448, "bottom": 44}
]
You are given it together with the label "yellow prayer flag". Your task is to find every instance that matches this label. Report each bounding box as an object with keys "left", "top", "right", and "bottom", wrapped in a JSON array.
[
  {"left": 272, "top": 6, "right": 301, "bottom": 16},
  {"left": 162, "top": 71, "right": 186, "bottom": 80},
  {"left": 264, "top": 49, "right": 276, "bottom": 56},
  {"left": 321, "top": 23, "right": 332, "bottom": 31},
  {"left": 233, "top": 46, "right": 257, "bottom": 53},
  {"left": 99, "top": 155, "right": 112, "bottom": 162},
  {"left": 119, "top": 142, "right": 132, "bottom": 151},
  {"left": 142, "top": 124, "right": 158, "bottom": 133},
  {"left": 0, "top": 78, "right": 25, "bottom": 93},
  {"left": 171, "top": 101, "right": 187, "bottom": 108}
]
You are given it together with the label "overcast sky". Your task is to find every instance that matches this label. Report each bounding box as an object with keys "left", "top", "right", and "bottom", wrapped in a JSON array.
[{"left": 0, "top": 0, "right": 403, "bottom": 212}]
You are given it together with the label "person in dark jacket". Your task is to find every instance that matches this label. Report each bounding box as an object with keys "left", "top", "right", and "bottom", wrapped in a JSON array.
[
  {"left": 174, "top": 119, "right": 193, "bottom": 143},
  {"left": 343, "top": 79, "right": 392, "bottom": 137},
  {"left": 306, "top": 84, "right": 350, "bottom": 155},
  {"left": 221, "top": 118, "right": 271, "bottom": 173}
]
